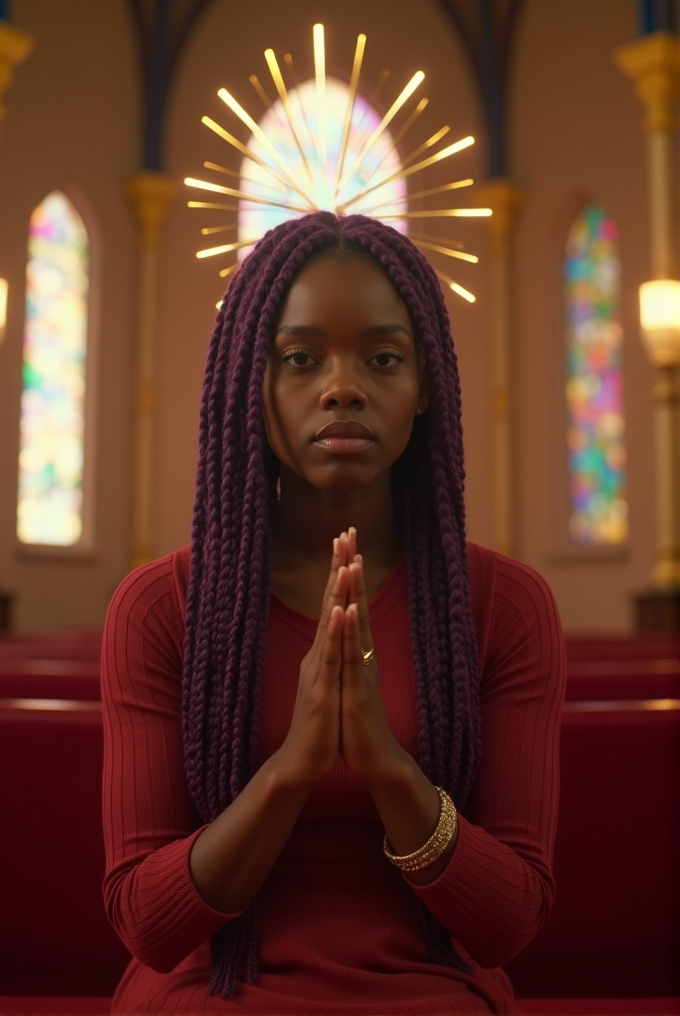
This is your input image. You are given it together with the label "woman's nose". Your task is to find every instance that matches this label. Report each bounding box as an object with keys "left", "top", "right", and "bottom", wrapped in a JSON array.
[{"left": 320, "top": 360, "right": 367, "bottom": 409}]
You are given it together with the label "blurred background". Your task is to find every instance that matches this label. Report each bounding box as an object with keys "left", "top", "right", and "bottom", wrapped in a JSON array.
[{"left": 0, "top": 0, "right": 678, "bottom": 635}]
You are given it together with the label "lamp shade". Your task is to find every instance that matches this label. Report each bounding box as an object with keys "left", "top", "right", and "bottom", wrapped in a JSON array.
[{"left": 639, "top": 279, "right": 680, "bottom": 366}]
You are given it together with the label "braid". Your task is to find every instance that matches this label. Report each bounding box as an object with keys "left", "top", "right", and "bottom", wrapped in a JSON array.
[{"left": 183, "top": 211, "right": 481, "bottom": 996}]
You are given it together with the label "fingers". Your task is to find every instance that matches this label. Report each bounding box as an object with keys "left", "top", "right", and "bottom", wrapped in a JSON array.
[
  {"left": 348, "top": 555, "right": 374, "bottom": 657},
  {"left": 317, "top": 604, "right": 344, "bottom": 686},
  {"left": 341, "top": 602, "right": 373, "bottom": 679},
  {"left": 317, "top": 536, "right": 348, "bottom": 628},
  {"left": 311, "top": 532, "right": 350, "bottom": 660}
]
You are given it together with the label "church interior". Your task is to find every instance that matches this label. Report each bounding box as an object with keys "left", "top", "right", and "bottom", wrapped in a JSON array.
[{"left": 0, "top": 0, "right": 678, "bottom": 1013}]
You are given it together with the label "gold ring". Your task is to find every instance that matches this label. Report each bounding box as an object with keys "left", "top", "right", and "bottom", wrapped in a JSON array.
[{"left": 361, "top": 648, "right": 374, "bottom": 666}]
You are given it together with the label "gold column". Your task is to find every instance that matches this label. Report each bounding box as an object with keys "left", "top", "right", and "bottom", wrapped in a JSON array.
[
  {"left": 615, "top": 34, "right": 680, "bottom": 593},
  {"left": 0, "top": 21, "right": 33, "bottom": 121},
  {"left": 471, "top": 179, "right": 524, "bottom": 557},
  {"left": 126, "top": 171, "right": 176, "bottom": 569},
  {"left": 0, "top": 22, "right": 32, "bottom": 629}
]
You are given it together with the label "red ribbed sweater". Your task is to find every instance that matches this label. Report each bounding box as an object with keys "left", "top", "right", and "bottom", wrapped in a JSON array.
[{"left": 101, "top": 542, "right": 565, "bottom": 1014}]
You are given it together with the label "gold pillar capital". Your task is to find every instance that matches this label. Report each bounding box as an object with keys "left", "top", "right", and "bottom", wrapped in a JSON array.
[
  {"left": 470, "top": 178, "right": 525, "bottom": 257},
  {"left": 126, "top": 171, "right": 177, "bottom": 250},
  {"left": 614, "top": 32, "right": 680, "bottom": 133},
  {"left": 0, "top": 22, "right": 34, "bottom": 121}
]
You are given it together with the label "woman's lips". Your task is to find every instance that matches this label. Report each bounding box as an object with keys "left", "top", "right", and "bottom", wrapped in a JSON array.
[
  {"left": 313, "top": 422, "right": 376, "bottom": 456},
  {"left": 313, "top": 436, "right": 375, "bottom": 455}
]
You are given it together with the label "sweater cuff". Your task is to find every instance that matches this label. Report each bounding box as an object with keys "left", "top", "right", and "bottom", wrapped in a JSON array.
[
  {"left": 165, "top": 823, "right": 248, "bottom": 923},
  {"left": 112, "top": 824, "right": 247, "bottom": 971},
  {"left": 405, "top": 814, "right": 489, "bottom": 925}
]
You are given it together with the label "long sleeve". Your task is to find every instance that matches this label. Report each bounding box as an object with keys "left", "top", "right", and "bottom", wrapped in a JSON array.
[
  {"left": 411, "top": 548, "right": 565, "bottom": 968},
  {"left": 101, "top": 553, "right": 239, "bottom": 974}
]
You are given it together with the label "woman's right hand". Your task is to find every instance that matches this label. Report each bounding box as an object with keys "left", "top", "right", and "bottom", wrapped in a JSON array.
[{"left": 277, "top": 535, "right": 351, "bottom": 785}]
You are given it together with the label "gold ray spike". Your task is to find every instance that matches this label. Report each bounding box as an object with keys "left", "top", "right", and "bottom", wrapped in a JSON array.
[
  {"left": 313, "top": 24, "right": 327, "bottom": 169},
  {"left": 380, "top": 208, "right": 492, "bottom": 221},
  {"left": 264, "top": 48, "right": 315, "bottom": 185},
  {"left": 407, "top": 178, "right": 474, "bottom": 202},
  {"left": 219, "top": 262, "right": 241, "bottom": 279},
  {"left": 412, "top": 238, "right": 478, "bottom": 263},
  {"left": 217, "top": 87, "right": 314, "bottom": 205},
  {"left": 201, "top": 224, "right": 239, "bottom": 235},
  {"left": 400, "top": 125, "right": 450, "bottom": 170},
  {"left": 435, "top": 269, "right": 476, "bottom": 303},
  {"left": 371, "top": 68, "right": 391, "bottom": 102},
  {"left": 338, "top": 70, "right": 425, "bottom": 194},
  {"left": 342, "top": 123, "right": 453, "bottom": 210},
  {"left": 249, "top": 74, "right": 273, "bottom": 109},
  {"left": 283, "top": 53, "right": 315, "bottom": 146},
  {"left": 185, "top": 177, "right": 311, "bottom": 214},
  {"left": 202, "top": 116, "right": 311, "bottom": 203},
  {"left": 197, "top": 239, "right": 259, "bottom": 259},
  {"left": 205, "top": 159, "right": 287, "bottom": 196},
  {"left": 387, "top": 97, "right": 429, "bottom": 149},
  {"left": 409, "top": 232, "right": 465, "bottom": 249},
  {"left": 348, "top": 67, "right": 391, "bottom": 147},
  {"left": 357, "top": 97, "right": 429, "bottom": 192},
  {"left": 188, "top": 201, "right": 241, "bottom": 211},
  {"left": 204, "top": 160, "right": 240, "bottom": 180},
  {"left": 333, "top": 33, "right": 367, "bottom": 202},
  {"left": 338, "top": 135, "right": 475, "bottom": 211},
  {"left": 360, "top": 178, "right": 473, "bottom": 217}
]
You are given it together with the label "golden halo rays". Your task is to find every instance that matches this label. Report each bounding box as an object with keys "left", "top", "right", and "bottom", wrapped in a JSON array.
[{"left": 186, "top": 24, "right": 491, "bottom": 301}]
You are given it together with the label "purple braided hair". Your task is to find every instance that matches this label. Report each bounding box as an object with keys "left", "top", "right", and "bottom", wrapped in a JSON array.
[{"left": 182, "top": 211, "right": 482, "bottom": 997}]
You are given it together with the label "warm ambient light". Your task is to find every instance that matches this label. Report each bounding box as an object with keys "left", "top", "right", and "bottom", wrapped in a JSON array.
[
  {"left": 0, "top": 278, "right": 7, "bottom": 343},
  {"left": 639, "top": 279, "right": 680, "bottom": 366}
]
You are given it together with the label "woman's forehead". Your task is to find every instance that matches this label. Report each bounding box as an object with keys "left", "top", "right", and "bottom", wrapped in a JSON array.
[{"left": 276, "top": 255, "right": 413, "bottom": 333}]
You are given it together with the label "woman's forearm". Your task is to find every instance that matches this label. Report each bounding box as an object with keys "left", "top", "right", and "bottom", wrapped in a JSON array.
[
  {"left": 364, "top": 748, "right": 458, "bottom": 886},
  {"left": 189, "top": 749, "right": 312, "bottom": 913}
]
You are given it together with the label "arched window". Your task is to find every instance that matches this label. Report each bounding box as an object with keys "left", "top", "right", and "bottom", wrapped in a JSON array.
[
  {"left": 17, "top": 191, "right": 90, "bottom": 547},
  {"left": 238, "top": 76, "right": 407, "bottom": 247},
  {"left": 564, "top": 204, "right": 628, "bottom": 545}
]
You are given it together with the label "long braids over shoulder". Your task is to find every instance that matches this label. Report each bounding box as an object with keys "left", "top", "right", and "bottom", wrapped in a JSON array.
[{"left": 182, "top": 211, "right": 482, "bottom": 998}]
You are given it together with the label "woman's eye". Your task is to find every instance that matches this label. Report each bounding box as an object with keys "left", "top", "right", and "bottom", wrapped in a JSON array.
[
  {"left": 281, "top": 350, "right": 316, "bottom": 368},
  {"left": 369, "top": 350, "right": 405, "bottom": 368}
]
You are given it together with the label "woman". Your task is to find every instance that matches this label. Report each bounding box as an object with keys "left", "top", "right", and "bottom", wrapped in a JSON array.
[{"left": 102, "top": 211, "right": 565, "bottom": 1014}]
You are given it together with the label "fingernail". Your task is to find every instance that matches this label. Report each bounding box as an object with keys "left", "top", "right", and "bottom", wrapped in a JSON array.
[
  {"left": 333, "top": 538, "right": 338, "bottom": 556},
  {"left": 355, "top": 554, "right": 363, "bottom": 564}
]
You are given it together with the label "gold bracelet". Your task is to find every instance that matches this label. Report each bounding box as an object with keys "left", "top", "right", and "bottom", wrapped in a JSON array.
[{"left": 383, "top": 787, "right": 458, "bottom": 872}]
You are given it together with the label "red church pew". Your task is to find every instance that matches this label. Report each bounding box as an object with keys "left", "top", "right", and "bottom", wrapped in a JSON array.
[
  {"left": 0, "top": 698, "right": 131, "bottom": 1005},
  {"left": 564, "top": 634, "right": 680, "bottom": 663},
  {"left": 506, "top": 700, "right": 680, "bottom": 1005},
  {"left": 0, "top": 657, "right": 101, "bottom": 701},
  {"left": 0, "top": 629, "right": 102, "bottom": 661},
  {"left": 0, "top": 648, "right": 679, "bottom": 1015}
]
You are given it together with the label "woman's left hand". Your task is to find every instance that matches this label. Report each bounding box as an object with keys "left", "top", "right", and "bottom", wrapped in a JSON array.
[{"left": 339, "top": 529, "right": 405, "bottom": 782}]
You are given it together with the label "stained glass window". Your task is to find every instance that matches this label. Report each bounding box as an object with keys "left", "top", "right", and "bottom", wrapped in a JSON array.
[
  {"left": 564, "top": 204, "right": 628, "bottom": 545},
  {"left": 239, "top": 77, "right": 407, "bottom": 248},
  {"left": 17, "top": 191, "right": 90, "bottom": 546}
]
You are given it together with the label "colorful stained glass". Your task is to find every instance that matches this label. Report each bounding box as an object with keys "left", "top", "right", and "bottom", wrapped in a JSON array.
[
  {"left": 564, "top": 205, "right": 628, "bottom": 545},
  {"left": 238, "top": 77, "right": 407, "bottom": 249},
  {"left": 17, "top": 192, "right": 89, "bottom": 546}
]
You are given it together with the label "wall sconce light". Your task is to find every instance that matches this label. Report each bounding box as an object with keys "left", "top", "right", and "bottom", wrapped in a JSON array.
[
  {"left": 639, "top": 279, "right": 680, "bottom": 366},
  {"left": 0, "top": 278, "right": 7, "bottom": 345}
]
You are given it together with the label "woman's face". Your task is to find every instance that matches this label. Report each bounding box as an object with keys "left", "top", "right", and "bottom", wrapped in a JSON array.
[{"left": 263, "top": 254, "right": 428, "bottom": 493}]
